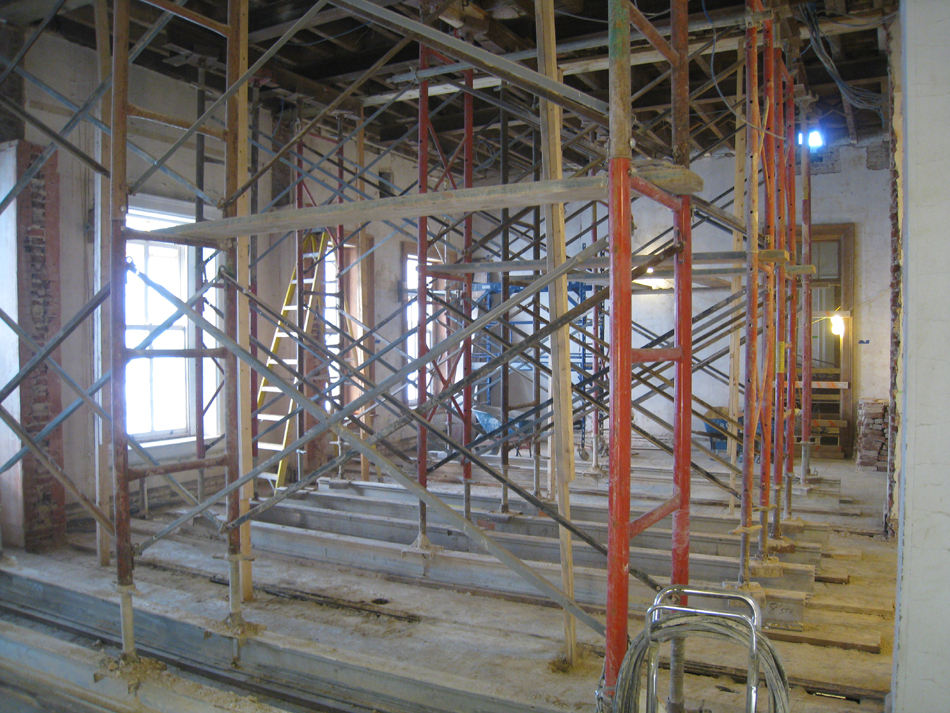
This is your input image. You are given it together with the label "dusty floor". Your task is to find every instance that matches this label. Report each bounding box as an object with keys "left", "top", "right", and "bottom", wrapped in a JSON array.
[{"left": 1, "top": 451, "right": 895, "bottom": 712}]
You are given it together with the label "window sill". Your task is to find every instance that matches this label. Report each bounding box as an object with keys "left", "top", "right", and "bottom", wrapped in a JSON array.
[{"left": 128, "top": 435, "right": 224, "bottom": 466}]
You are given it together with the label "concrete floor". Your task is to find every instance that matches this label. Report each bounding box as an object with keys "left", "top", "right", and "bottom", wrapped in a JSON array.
[{"left": 0, "top": 451, "right": 895, "bottom": 712}]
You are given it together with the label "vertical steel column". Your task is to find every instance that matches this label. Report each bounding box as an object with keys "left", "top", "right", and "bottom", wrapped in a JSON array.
[
  {"left": 250, "top": 84, "right": 260, "bottom": 481},
  {"left": 224, "top": 240, "right": 243, "bottom": 623},
  {"left": 668, "top": 2, "right": 691, "bottom": 710},
  {"left": 757, "top": 17, "right": 776, "bottom": 561},
  {"left": 800, "top": 109, "right": 813, "bottom": 484},
  {"left": 499, "top": 82, "right": 510, "bottom": 513},
  {"left": 416, "top": 37, "right": 430, "bottom": 543},
  {"left": 462, "top": 69, "right": 474, "bottom": 520},
  {"left": 296, "top": 141, "right": 306, "bottom": 474},
  {"left": 771, "top": 53, "right": 787, "bottom": 539},
  {"left": 782, "top": 72, "right": 798, "bottom": 521},
  {"left": 589, "top": 200, "right": 602, "bottom": 476},
  {"left": 93, "top": 0, "right": 113, "bottom": 569},
  {"left": 727, "top": 63, "right": 747, "bottom": 517},
  {"left": 604, "top": 0, "right": 631, "bottom": 693},
  {"left": 194, "top": 66, "right": 207, "bottom": 501},
  {"left": 110, "top": 0, "right": 135, "bottom": 659},
  {"left": 532, "top": 131, "right": 542, "bottom": 498},
  {"left": 739, "top": 5, "right": 761, "bottom": 585}
]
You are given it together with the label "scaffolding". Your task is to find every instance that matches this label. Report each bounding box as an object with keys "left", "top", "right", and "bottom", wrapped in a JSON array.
[{"left": 0, "top": 0, "right": 823, "bottom": 709}]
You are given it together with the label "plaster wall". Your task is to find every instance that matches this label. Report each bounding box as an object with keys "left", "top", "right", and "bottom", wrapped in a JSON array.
[
  {"left": 618, "top": 144, "right": 891, "bottom": 444},
  {"left": 892, "top": 1, "right": 950, "bottom": 709},
  {"left": 20, "top": 34, "right": 267, "bottom": 503}
]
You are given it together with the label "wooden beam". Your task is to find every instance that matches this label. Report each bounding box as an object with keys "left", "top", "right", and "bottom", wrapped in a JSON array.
[
  {"left": 535, "top": 0, "right": 577, "bottom": 666},
  {"left": 158, "top": 177, "right": 608, "bottom": 240}
]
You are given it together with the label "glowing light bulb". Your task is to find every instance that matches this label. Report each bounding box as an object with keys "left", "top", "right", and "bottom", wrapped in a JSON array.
[{"left": 830, "top": 314, "right": 845, "bottom": 337}]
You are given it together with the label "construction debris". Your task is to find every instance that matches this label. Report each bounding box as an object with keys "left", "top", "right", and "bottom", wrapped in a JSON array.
[{"left": 855, "top": 399, "right": 889, "bottom": 471}]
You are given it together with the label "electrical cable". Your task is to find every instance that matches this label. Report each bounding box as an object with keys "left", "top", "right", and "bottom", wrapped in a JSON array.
[
  {"left": 700, "top": 0, "right": 786, "bottom": 143},
  {"left": 798, "top": 2, "right": 886, "bottom": 118},
  {"left": 612, "top": 612, "right": 791, "bottom": 713},
  {"left": 291, "top": 22, "right": 370, "bottom": 47}
]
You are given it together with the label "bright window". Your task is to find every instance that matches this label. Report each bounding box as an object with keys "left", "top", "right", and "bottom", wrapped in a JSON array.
[
  {"left": 797, "top": 129, "right": 824, "bottom": 149},
  {"left": 125, "top": 204, "right": 220, "bottom": 440}
]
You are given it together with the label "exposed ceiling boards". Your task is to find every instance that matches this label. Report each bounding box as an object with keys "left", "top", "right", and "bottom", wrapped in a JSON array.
[{"left": 5, "top": 0, "right": 894, "bottom": 165}]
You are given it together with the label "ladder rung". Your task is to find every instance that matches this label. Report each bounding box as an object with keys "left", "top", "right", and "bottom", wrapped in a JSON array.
[
  {"left": 281, "top": 305, "right": 298, "bottom": 311},
  {"left": 257, "top": 442, "right": 284, "bottom": 451}
]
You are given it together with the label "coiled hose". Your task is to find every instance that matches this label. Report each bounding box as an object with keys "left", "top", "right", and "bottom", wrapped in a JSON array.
[{"left": 613, "top": 612, "right": 791, "bottom": 713}]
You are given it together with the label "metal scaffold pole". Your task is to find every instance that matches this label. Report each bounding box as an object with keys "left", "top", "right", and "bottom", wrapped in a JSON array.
[
  {"left": 603, "top": 0, "right": 632, "bottom": 691},
  {"left": 757, "top": 13, "right": 776, "bottom": 563},
  {"left": 416, "top": 31, "right": 431, "bottom": 547},
  {"left": 782, "top": 66, "right": 798, "bottom": 523},
  {"left": 462, "top": 68, "right": 474, "bottom": 520},
  {"left": 800, "top": 106, "right": 814, "bottom": 484},
  {"left": 668, "top": 1, "right": 692, "bottom": 710},
  {"left": 739, "top": 0, "right": 762, "bottom": 586}
]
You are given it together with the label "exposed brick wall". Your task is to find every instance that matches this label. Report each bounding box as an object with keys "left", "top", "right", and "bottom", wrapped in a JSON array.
[
  {"left": 15, "top": 141, "right": 63, "bottom": 551},
  {"left": 886, "top": 25, "right": 902, "bottom": 539}
]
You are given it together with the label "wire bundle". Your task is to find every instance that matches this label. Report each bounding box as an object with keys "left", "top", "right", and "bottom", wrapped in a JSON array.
[
  {"left": 612, "top": 612, "right": 791, "bottom": 713},
  {"left": 799, "top": 2, "right": 887, "bottom": 117}
]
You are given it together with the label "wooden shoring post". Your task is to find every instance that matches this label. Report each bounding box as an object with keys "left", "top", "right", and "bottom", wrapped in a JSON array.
[
  {"left": 93, "top": 0, "right": 112, "bottom": 568},
  {"left": 771, "top": 50, "right": 788, "bottom": 540},
  {"left": 416, "top": 28, "right": 431, "bottom": 545},
  {"left": 727, "top": 62, "right": 746, "bottom": 517},
  {"left": 110, "top": 0, "right": 135, "bottom": 660},
  {"left": 499, "top": 81, "right": 510, "bottom": 513},
  {"left": 535, "top": 0, "right": 577, "bottom": 667},
  {"left": 800, "top": 106, "right": 814, "bottom": 484},
  {"left": 739, "top": 1, "right": 762, "bottom": 586},
  {"left": 226, "top": 0, "right": 253, "bottom": 607},
  {"left": 782, "top": 69, "right": 798, "bottom": 523},
  {"left": 668, "top": 2, "right": 691, "bottom": 711},
  {"left": 463, "top": 69, "right": 474, "bottom": 519},
  {"left": 357, "top": 109, "right": 375, "bottom": 482},
  {"left": 604, "top": 0, "right": 631, "bottom": 693},
  {"left": 756, "top": 13, "right": 776, "bottom": 563}
]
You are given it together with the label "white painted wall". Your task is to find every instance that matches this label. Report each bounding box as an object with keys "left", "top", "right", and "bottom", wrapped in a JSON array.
[
  {"left": 808, "top": 143, "right": 891, "bottom": 406},
  {"left": 893, "top": 1, "right": 950, "bottom": 709},
  {"left": 19, "top": 31, "right": 427, "bottom": 496},
  {"left": 616, "top": 147, "right": 891, "bottom": 443}
]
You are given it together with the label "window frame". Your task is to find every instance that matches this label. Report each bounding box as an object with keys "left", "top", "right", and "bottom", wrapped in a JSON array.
[{"left": 124, "top": 197, "right": 222, "bottom": 444}]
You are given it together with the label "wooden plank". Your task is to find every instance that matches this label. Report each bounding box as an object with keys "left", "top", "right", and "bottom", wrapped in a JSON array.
[
  {"left": 759, "top": 248, "right": 789, "bottom": 263},
  {"left": 767, "top": 626, "right": 879, "bottom": 654},
  {"left": 632, "top": 159, "right": 703, "bottom": 195},
  {"left": 535, "top": 0, "right": 577, "bottom": 665},
  {"left": 158, "top": 177, "right": 608, "bottom": 240}
]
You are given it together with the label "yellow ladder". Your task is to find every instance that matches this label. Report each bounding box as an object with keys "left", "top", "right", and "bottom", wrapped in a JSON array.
[{"left": 255, "top": 231, "right": 328, "bottom": 488}]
